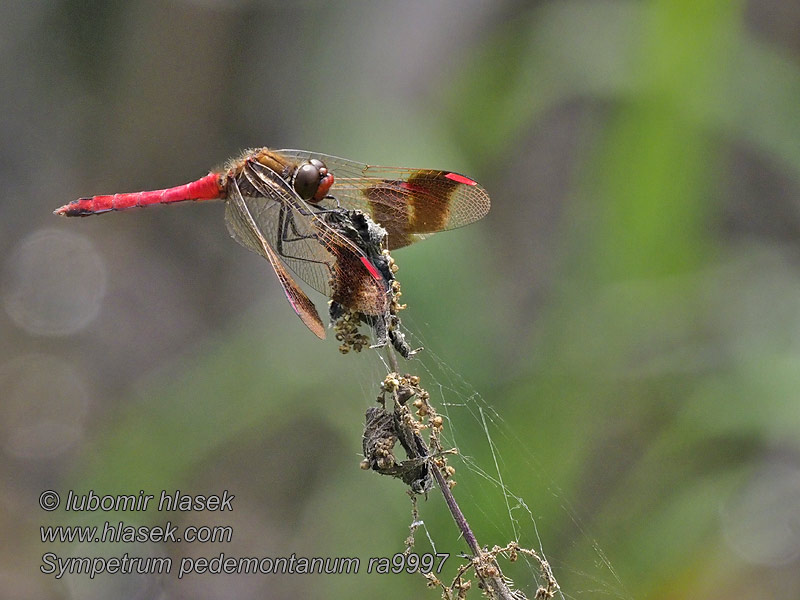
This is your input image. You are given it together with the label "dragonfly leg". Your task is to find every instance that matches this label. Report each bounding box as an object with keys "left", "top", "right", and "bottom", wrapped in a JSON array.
[
  {"left": 280, "top": 203, "right": 317, "bottom": 244},
  {"left": 275, "top": 204, "right": 334, "bottom": 274}
]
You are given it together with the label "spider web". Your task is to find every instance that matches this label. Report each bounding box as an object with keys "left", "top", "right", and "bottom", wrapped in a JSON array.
[{"left": 368, "top": 316, "right": 633, "bottom": 600}]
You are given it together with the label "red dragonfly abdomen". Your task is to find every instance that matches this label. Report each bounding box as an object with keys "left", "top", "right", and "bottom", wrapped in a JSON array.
[{"left": 54, "top": 173, "right": 224, "bottom": 217}]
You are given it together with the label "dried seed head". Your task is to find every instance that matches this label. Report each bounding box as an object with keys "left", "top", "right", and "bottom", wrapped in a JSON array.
[
  {"left": 424, "top": 572, "right": 440, "bottom": 588},
  {"left": 382, "top": 374, "right": 400, "bottom": 392}
]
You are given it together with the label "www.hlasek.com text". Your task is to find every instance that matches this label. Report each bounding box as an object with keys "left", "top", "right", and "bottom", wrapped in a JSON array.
[
  {"left": 40, "top": 520, "right": 233, "bottom": 544},
  {"left": 40, "top": 552, "right": 450, "bottom": 579}
]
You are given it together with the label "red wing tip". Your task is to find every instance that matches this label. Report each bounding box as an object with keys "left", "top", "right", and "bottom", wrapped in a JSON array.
[
  {"left": 445, "top": 172, "right": 477, "bottom": 186},
  {"left": 360, "top": 256, "right": 383, "bottom": 281}
]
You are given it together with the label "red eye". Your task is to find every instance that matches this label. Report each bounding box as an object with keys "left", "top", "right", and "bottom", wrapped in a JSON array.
[{"left": 314, "top": 172, "right": 334, "bottom": 201}]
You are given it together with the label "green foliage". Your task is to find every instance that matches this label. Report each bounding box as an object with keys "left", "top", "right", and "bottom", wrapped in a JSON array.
[{"left": 62, "top": 1, "right": 800, "bottom": 598}]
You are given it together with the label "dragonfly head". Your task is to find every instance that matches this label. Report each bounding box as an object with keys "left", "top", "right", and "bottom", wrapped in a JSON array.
[{"left": 293, "top": 159, "right": 334, "bottom": 203}]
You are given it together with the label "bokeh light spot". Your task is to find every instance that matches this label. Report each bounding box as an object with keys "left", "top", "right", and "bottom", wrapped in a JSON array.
[
  {"left": 0, "top": 354, "right": 90, "bottom": 459},
  {"left": 720, "top": 462, "right": 800, "bottom": 566},
  {"left": 2, "top": 228, "right": 106, "bottom": 336}
]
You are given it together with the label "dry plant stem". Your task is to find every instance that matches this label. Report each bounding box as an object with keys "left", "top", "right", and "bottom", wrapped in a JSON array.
[
  {"left": 385, "top": 343, "right": 401, "bottom": 375},
  {"left": 385, "top": 348, "right": 518, "bottom": 600}
]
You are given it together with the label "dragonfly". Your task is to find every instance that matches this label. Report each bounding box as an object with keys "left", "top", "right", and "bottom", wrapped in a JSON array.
[{"left": 55, "top": 148, "right": 490, "bottom": 353}]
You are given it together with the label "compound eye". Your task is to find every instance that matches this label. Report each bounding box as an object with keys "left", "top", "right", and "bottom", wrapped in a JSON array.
[
  {"left": 309, "top": 158, "right": 327, "bottom": 174},
  {"left": 293, "top": 162, "right": 321, "bottom": 200}
]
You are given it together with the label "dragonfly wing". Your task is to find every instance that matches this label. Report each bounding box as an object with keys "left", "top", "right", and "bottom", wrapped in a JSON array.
[
  {"left": 242, "top": 159, "right": 390, "bottom": 317},
  {"left": 227, "top": 166, "right": 335, "bottom": 298},
  {"left": 276, "top": 150, "right": 491, "bottom": 250},
  {"left": 225, "top": 178, "right": 326, "bottom": 339}
]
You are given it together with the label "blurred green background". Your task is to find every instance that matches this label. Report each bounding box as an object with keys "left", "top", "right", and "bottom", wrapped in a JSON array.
[{"left": 1, "top": 1, "right": 799, "bottom": 598}]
